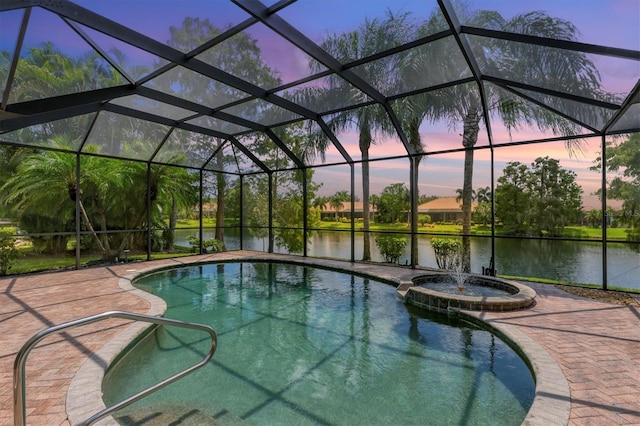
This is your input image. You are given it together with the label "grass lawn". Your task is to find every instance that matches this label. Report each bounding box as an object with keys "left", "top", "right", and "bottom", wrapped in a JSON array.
[
  {"left": 137, "top": 251, "right": 195, "bottom": 261},
  {"left": 4, "top": 246, "right": 194, "bottom": 275},
  {"left": 34, "top": 219, "right": 625, "bottom": 241},
  {"left": 312, "top": 221, "right": 631, "bottom": 240},
  {"left": 564, "top": 226, "right": 628, "bottom": 240},
  {"left": 174, "top": 218, "right": 216, "bottom": 228},
  {"left": 2, "top": 220, "right": 632, "bottom": 240},
  {"left": 8, "top": 254, "right": 99, "bottom": 275},
  {"left": 173, "top": 218, "right": 240, "bottom": 229},
  {"left": 312, "top": 221, "right": 467, "bottom": 234}
]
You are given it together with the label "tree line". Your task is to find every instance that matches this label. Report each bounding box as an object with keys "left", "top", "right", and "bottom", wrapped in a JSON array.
[
  {"left": 1, "top": 4, "right": 636, "bottom": 266},
  {"left": 318, "top": 149, "right": 639, "bottom": 243}
]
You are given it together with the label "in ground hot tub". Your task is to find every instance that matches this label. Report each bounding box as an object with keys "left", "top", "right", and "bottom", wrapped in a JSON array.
[{"left": 401, "top": 273, "right": 536, "bottom": 312}]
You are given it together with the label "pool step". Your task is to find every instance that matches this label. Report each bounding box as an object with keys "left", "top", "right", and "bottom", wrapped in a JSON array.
[
  {"left": 396, "top": 281, "right": 413, "bottom": 301},
  {"left": 113, "top": 404, "right": 246, "bottom": 425}
]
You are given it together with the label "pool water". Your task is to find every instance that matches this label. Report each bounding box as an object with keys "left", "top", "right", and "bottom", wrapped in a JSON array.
[
  {"left": 421, "top": 281, "right": 513, "bottom": 297},
  {"left": 103, "top": 262, "right": 534, "bottom": 425}
]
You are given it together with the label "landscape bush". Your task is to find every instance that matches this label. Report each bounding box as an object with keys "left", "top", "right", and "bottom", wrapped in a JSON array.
[
  {"left": 375, "top": 235, "right": 406, "bottom": 264},
  {"left": 430, "top": 237, "right": 462, "bottom": 269},
  {"left": 0, "top": 232, "right": 19, "bottom": 275}
]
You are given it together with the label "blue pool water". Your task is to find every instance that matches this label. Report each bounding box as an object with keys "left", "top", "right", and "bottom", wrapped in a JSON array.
[
  {"left": 103, "top": 262, "right": 534, "bottom": 425},
  {"left": 420, "top": 281, "right": 514, "bottom": 297}
]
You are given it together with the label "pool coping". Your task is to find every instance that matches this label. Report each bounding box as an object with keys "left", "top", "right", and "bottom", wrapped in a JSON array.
[
  {"left": 404, "top": 274, "right": 537, "bottom": 312},
  {"left": 66, "top": 262, "right": 168, "bottom": 426},
  {"left": 65, "top": 252, "right": 570, "bottom": 426}
]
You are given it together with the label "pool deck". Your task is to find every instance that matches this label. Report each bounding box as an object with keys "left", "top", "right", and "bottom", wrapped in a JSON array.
[{"left": 1, "top": 250, "right": 638, "bottom": 425}]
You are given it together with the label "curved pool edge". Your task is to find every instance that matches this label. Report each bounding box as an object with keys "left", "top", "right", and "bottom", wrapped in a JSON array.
[
  {"left": 404, "top": 274, "right": 537, "bottom": 312},
  {"left": 65, "top": 265, "right": 169, "bottom": 426},
  {"left": 64, "top": 252, "right": 570, "bottom": 426},
  {"left": 462, "top": 309, "right": 571, "bottom": 426}
]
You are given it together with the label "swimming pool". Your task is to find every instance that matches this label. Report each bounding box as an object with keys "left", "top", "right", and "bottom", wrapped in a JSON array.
[{"left": 103, "top": 261, "right": 534, "bottom": 425}]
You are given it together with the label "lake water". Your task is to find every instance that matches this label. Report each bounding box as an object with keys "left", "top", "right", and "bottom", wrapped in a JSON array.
[{"left": 174, "top": 229, "right": 639, "bottom": 290}]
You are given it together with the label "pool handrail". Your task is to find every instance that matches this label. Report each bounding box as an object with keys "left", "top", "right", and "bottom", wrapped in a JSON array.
[{"left": 13, "top": 310, "right": 217, "bottom": 426}]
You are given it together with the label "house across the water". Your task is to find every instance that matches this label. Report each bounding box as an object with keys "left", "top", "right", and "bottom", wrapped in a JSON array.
[{"left": 417, "top": 197, "right": 476, "bottom": 223}]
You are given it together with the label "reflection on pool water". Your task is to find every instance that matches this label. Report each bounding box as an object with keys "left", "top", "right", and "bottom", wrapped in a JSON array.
[
  {"left": 103, "top": 262, "right": 534, "bottom": 425},
  {"left": 420, "top": 281, "right": 513, "bottom": 297}
]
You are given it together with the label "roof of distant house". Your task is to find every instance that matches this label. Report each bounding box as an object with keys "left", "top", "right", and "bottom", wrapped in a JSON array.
[{"left": 418, "top": 197, "right": 476, "bottom": 212}]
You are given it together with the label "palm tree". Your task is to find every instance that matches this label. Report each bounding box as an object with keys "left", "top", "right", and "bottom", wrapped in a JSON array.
[
  {"left": 313, "top": 11, "right": 410, "bottom": 260},
  {"left": 311, "top": 196, "right": 329, "bottom": 212},
  {"left": 369, "top": 193, "right": 380, "bottom": 223},
  {"left": 155, "top": 18, "right": 281, "bottom": 250},
  {"left": 1, "top": 137, "right": 110, "bottom": 254},
  {"left": 212, "top": 147, "right": 227, "bottom": 250},
  {"left": 4, "top": 42, "right": 124, "bottom": 107},
  {"left": 1, "top": 134, "right": 197, "bottom": 258},
  {"left": 400, "top": 7, "right": 612, "bottom": 272},
  {"left": 329, "top": 191, "right": 350, "bottom": 221},
  {"left": 476, "top": 186, "right": 491, "bottom": 204},
  {"left": 455, "top": 188, "right": 477, "bottom": 204},
  {"left": 393, "top": 12, "right": 453, "bottom": 263},
  {"left": 584, "top": 209, "right": 602, "bottom": 228},
  {"left": 329, "top": 198, "right": 344, "bottom": 222}
]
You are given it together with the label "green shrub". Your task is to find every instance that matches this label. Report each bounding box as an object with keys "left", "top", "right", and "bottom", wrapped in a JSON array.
[
  {"left": 187, "top": 236, "right": 223, "bottom": 253},
  {"left": 375, "top": 235, "right": 406, "bottom": 264},
  {"left": 430, "top": 237, "right": 462, "bottom": 269},
  {"left": 0, "top": 232, "right": 19, "bottom": 275},
  {"left": 418, "top": 214, "right": 432, "bottom": 226}
]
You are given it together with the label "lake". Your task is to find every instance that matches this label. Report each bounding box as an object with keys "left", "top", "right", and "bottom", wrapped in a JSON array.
[{"left": 174, "top": 229, "right": 639, "bottom": 290}]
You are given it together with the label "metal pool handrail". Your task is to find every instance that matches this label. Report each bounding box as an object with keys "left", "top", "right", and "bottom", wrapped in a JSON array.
[{"left": 13, "top": 310, "right": 217, "bottom": 426}]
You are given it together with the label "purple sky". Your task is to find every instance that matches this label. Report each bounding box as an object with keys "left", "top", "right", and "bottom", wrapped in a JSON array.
[
  {"left": 3, "top": 0, "right": 637, "bottom": 84},
  {"left": 1, "top": 0, "right": 638, "bottom": 207}
]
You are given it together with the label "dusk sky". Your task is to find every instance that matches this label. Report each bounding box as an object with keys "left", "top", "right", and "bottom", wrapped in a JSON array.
[{"left": 1, "top": 0, "right": 638, "bottom": 208}]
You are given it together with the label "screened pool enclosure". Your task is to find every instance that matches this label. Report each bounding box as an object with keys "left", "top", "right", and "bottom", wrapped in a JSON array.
[{"left": 0, "top": 0, "right": 638, "bottom": 289}]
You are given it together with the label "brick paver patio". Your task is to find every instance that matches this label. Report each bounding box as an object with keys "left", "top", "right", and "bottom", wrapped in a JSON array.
[
  {"left": 481, "top": 285, "right": 640, "bottom": 425},
  {"left": 1, "top": 251, "right": 638, "bottom": 425}
]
